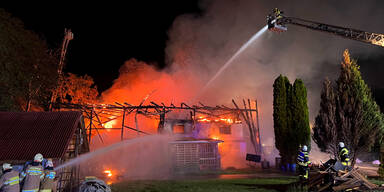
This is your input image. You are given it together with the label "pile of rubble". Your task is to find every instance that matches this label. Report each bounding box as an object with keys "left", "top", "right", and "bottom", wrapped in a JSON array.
[{"left": 305, "top": 159, "right": 381, "bottom": 191}]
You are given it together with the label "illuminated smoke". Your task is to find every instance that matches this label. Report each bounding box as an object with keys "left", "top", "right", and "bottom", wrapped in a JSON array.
[{"left": 95, "top": 0, "right": 384, "bottom": 171}]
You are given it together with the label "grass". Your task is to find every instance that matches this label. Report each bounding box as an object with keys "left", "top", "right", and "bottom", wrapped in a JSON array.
[
  {"left": 218, "top": 168, "right": 278, "bottom": 175},
  {"left": 369, "top": 179, "right": 384, "bottom": 186},
  {"left": 184, "top": 167, "right": 290, "bottom": 176},
  {"left": 110, "top": 177, "right": 298, "bottom": 192}
]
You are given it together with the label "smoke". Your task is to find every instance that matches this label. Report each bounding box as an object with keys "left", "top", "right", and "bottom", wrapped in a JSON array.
[
  {"left": 76, "top": 135, "right": 175, "bottom": 181},
  {"left": 101, "top": 58, "right": 200, "bottom": 105},
  {"left": 95, "top": 58, "right": 201, "bottom": 146},
  {"left": 164, "top": 0, "right": 384, "bottom": 158},
  {"left": 97, "top": 0, "right": 384, "bottom": 170}
]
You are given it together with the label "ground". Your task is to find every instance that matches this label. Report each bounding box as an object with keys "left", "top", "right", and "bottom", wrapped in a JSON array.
[
  {"left": 110, "top": 177, "right": 299, "bottom": 192},
  {"left": 109, "top": 169, "right": 300, "bottom": 192},
  {"left": 109, "top": 166, "right": 384, "bottom": 192},
  {"left": 110, "top": 177, "right": 384, "bottom": 192}
]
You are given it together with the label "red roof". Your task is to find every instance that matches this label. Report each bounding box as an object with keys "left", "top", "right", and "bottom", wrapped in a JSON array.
[{"left": 0, "top": 111, "right": 83, "bottom": 161}]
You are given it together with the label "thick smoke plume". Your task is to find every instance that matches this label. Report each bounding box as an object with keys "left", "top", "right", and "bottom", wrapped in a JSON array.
[
  {"left": 96, "top": 0, "right": 384, "bottom": 170},
  {"left": 163, "top": 0, "right": 384, "bottom": 159}
]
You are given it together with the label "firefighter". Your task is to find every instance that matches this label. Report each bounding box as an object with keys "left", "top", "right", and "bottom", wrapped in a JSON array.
[
  {"left": 273, "top": 8, "right": 280, "bottom": 16},
  {"left": 21, "top": 153, "right": 45, "bottom": 192},
  {"left": 338, "top": 142, "right": 351, "bottom": 168},
  {"left": 0, "top": 163, "right": 20, "bottom": 192},
  {"left": 297, "top": 145, "right": 311, "bottom": 180},
  {"left": 273, "top": 8, "right": 283, "bottom": 19},
  {"left": 39, "top": 160, "right": 56, "bottom": 192}
]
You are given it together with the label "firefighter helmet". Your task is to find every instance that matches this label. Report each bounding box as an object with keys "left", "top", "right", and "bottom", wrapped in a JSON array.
[
  {"left": 2, "top": 163, "right": 12, "bottom": 170},
  {"left": 339, "top": 142, "right": 345, "bottom": 148},
  {"left": 34, "top": 153, "right": 43, "bottom": 162},
  {"left": 302, "top": 145, "right": 308, "bottom": 152}
]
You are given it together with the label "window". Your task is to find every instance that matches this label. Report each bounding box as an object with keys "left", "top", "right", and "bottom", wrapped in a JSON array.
[
  {"left": 219, "top": 125, "right": 231, "bottom": 134},
  {"left": 173, "top": 125, "right": 185, "bottom": 134}
]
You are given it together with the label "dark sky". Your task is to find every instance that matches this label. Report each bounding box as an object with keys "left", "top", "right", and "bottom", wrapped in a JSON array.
[
  {"left": 2, "top": 2, "right": 384, "bottom": 110},
  {"left": 3, "top": 2, "right": 201, "bottom": 92}
]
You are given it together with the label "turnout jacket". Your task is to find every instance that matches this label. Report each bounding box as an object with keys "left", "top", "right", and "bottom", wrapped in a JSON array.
[
  {"left": 297, "top": 150, "right": 311, "bottom": 167},
  {"left": 339, "top": 147, "right": 351, "bottom": 166},
  {"left": 0, "top": 170, "right": 20, "bottom": 192},
  {"left": 21, "top": 162, "right": 44, "bottom": 192},
  {"left": 40, "top": 168, "right": 56, "bottom": 192}
]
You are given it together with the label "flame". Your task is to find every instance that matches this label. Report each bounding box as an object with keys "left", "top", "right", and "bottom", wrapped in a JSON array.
[
  {"left": 197, "top": 118, "right": 209, "bottom": 122},
  {"left": 103, "top": 120, "right": 116, "bottom": 129},
  {"left": 212, "top": 136, "right": 223, "bottom": 148},
  {"left": 104, "top": 170, "right": 113, "bottom": 177},
  {"left": 197, "top": 117, "right": 238, "bottom": 124},
  {"left": 92, "top": 59, "right": 201, "bottom": 141},
  {"left": 84, "top": 55, "right": 264, "bottom": 169}
]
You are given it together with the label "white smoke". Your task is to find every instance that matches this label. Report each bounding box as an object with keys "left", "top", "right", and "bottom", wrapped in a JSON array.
[
  {"left": 164, "top": 0, "right": 384, "bottom": 158},
  {"left": 96, "top": 0, "right": 384, "bottom": 171}
]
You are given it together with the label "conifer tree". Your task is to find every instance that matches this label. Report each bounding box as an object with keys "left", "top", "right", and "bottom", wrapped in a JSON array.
[{"left": 313, "top": 50, "right": 384, "bottom": 165}]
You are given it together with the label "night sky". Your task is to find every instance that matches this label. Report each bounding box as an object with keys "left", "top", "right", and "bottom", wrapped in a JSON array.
[
  {"left": 3, "top": 2, "right": 201, "bottom": 92},
  {"left": 2, "top": 2, "right": 384, "bottom": 109}
]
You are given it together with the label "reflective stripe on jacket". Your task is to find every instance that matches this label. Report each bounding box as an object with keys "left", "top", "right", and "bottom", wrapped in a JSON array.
[
  {"left": 297, "top": 151, "right": 311, "bottom": 166},
  {"left": 39, "top": 190, "right": 52, "bottom": 192},
  {"left": 339, "top": 147, "right": 351, "bottom": 166},
  {"left": 22, "top": 164, "right": 44, "bottom": 191},
  {"left": 0, "top": 170, "right": 20, "bottom": 192},
  {"left": 22, "top": 189, "right": 39, "bottom": 192},
  {"left": 40, "top": 170, "right": 56, "bottom": 191}
]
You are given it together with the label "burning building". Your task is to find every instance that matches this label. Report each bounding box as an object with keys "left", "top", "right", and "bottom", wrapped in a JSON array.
[
  {"left": 167, "top": 114, "right": 247, "bottom": 173},
  {"left": 59, "top": 99, "right": 261, "bottom": 174}
]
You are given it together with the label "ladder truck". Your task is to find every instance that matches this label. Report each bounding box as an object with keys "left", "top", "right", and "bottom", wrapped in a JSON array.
[
  {"left": 267, "top": 8, "right": 384, "bottom": 47},
  {"left": 49, "top": 29, "right": 74, "bottom": 111}
]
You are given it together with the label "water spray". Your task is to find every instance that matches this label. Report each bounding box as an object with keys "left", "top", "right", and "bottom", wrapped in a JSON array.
[
  {"left": 196, "top": 25, "right": 268, "bottom": 98},
  {"left": 55, "top": 135, "right": 169, "bottom": 170}
]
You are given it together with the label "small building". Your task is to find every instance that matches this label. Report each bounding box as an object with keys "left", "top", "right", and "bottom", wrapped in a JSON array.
[
  {"left": 169, "top": 139, "right": 222, "bottom": 173},
  {"left": 164, "top": 113, "right": 250, "bottom": 172},
  {"left": 162, "top": 112, "right": 223, "bottom": 173},
  {"left": 194, "top": 121, "right": 249, "bottom": 169},
  {"left": 0, "top": 111, "right": 89, "bottom": 191}
]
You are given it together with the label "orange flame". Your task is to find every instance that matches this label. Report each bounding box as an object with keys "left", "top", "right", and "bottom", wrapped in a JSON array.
[
  {"left": 197, "top": 117, "right": 238, "bottom": 124},
  {"left": 103, "top": 120, "right": 116, "bottom": 129},
  {"left": 104, "top": 170, "right": 113, "bottom": 177},
  {"left": 198, "top": 118, "right": 211, "bottom": 122}
]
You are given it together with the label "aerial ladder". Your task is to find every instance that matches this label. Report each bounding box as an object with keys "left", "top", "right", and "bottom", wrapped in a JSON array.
[
  {"left": 49, "top": 28, "right": 74, "bottom": 111},
  {"left": 267, "top": 8, "right": 384, "bottom": 47}
]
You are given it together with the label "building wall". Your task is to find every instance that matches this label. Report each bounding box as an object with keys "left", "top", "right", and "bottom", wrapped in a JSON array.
[
  {"left": 170, "top": 141, "right": 221, "bottom": 173},
  {"left": 191, "top": 122, "right": 250, "bottom": 169},
  {"left": 167, "top": 119, "right": 255, "bottom": 170}
]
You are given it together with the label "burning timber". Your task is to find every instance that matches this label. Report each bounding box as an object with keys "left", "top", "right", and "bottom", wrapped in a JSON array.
[{"left": 54, "top": 99, "right": 262, "bottom": 172}]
